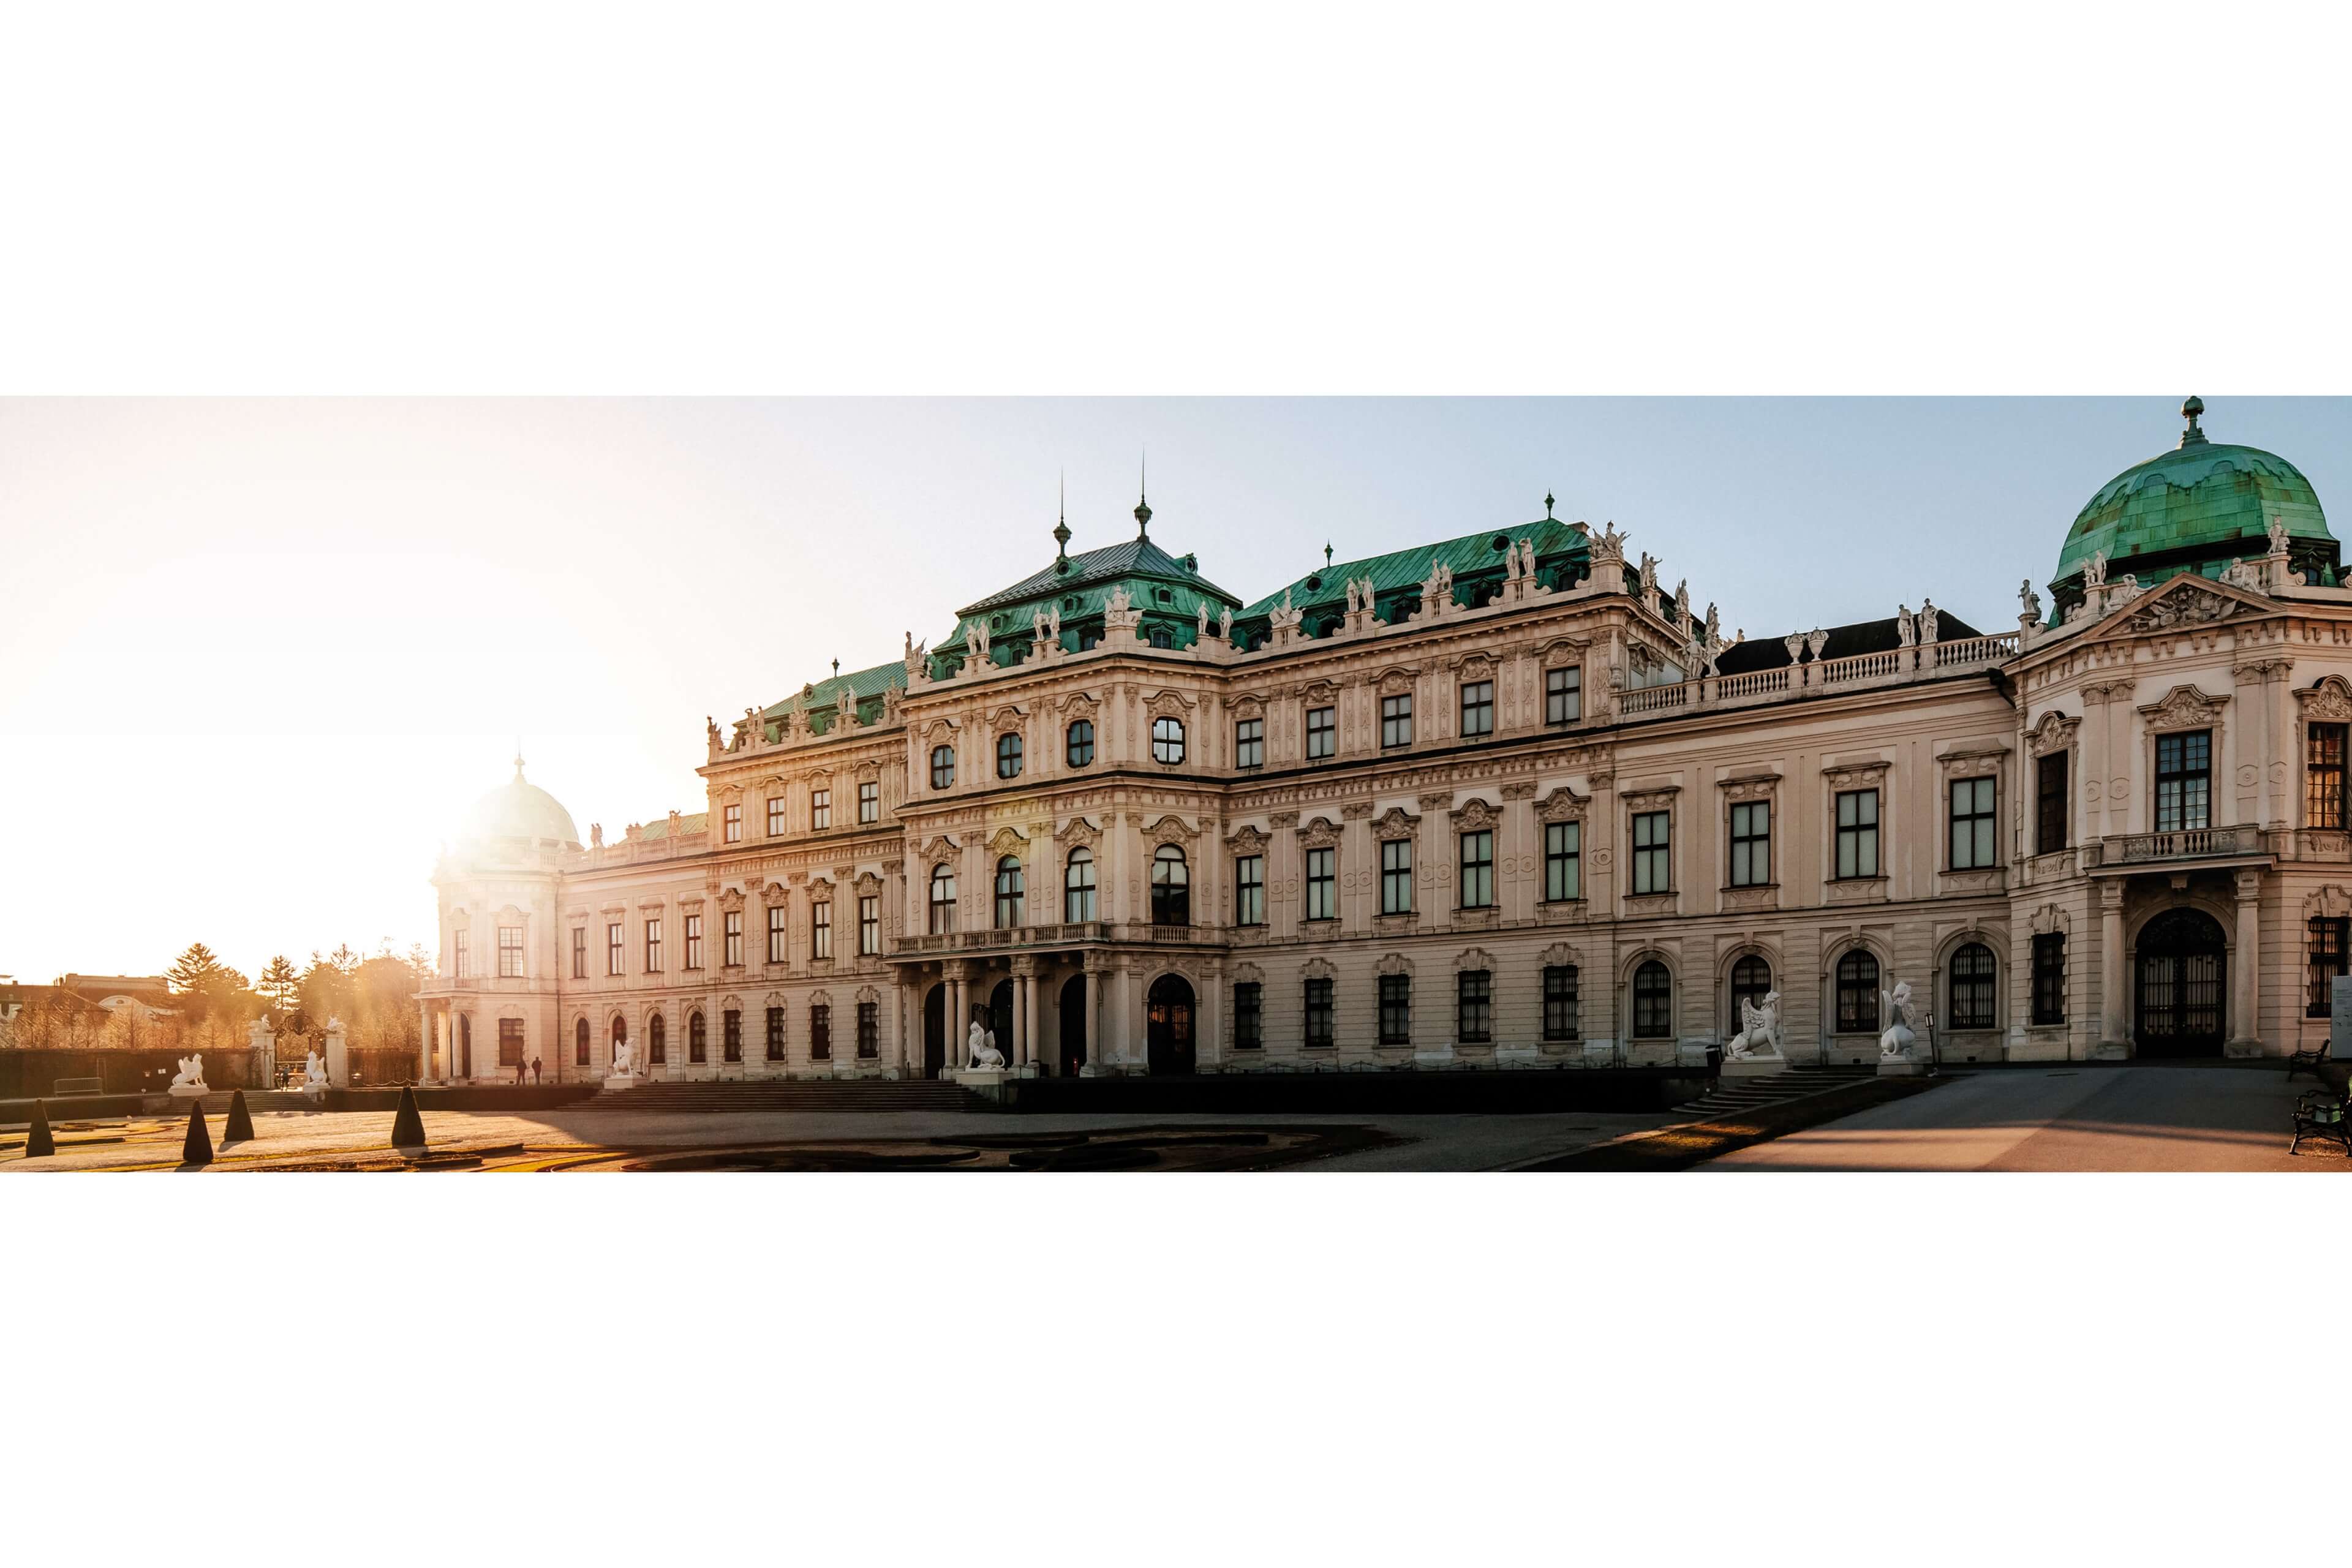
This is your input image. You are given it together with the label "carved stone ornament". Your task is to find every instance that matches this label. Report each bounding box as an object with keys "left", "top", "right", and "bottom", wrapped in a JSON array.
[
  {"left": 2031, "top": 903, "right": 2070, "bottom": 936},
  {"left": 986, "top": 704, "right": 1025, "bottom": 730},
  {"left": 2121, "top": 581, "right": 2247, "bottom": 633},
  {"left": 1718, "top": 773, "right": 1779, "bottom": 801},
  {"left": 1822, "top": 761, "right": 1892, "bottom": 791},
  {"left": 1230, "top": 692, "right": 1267, "bottom": 721},
  {"left": 1299, "top": 816, "right": 1342, "bottom": 850},
  {"left": 1225, "top": 823, "right": 1269, "bottom": 853},
  {"left": 2138, "top": 684, "right": 2229, "bottom": 732},
  {"left": 2027, "top": 710, "right": 2081, "bottom": 758},
  {"left": 1056, "top": 815, "right": 1103, "bottom": 850},
  {"left": 1500, "top": 780, "right": 1539, "bottom": 801},
  {"left": 986, "top": 825, "right": 1029, "bottom": 855},
  {"left": 1377, "top": 952, "right": 1414, "bottom": 977},
  {"left": 1145, "top": 689, "right": 1194, "bottom": 720},
  {"left": 2305, "top": 886, "right": 2352, "bottom": 921},
  {"left": 1534, "top": 786, "right": 1586, "bottom": 824},
  {"left": 915, "top": 834, "right": 959, "bottom": 863},
  {"left": 1374, "top": 666, "right": 1418, "bottom": 696},
  {"left": 1302, "top": 956, "right": 1336, "bottom": 981},
  {"left": 1937, "top": 747, "right": 2008, "bottom": 779},
  {"left": 1453, "top": 947, "right": 1496, "bottom": 973},
  {"left": 1340, "top": 799, "right": 1375, "bottom": 820},
  {"left": 1417, "top": 792, "right": 1454, "bottom": 813},
  {"left": 1619, "top": 787, "right": 1679, "bottom": 812},
  {"left": 1267, "top": 811, "right": 1301, "bottom": 831},
  {"left": 2297, "top": 675, "right": 2352, "bottom": 724},
  {"left": 1057, "top": 688, "right": 1100, "bottom": 718},
  {"left": 717, "top": 887, "right": 746, "bottom": 911},
  {"left": 1371, "top": 807, "right": 1419, "bottom": 839},
  {"left": 1450, "top": 797, "right": 1501, "bottom": 831},
  {"left": 1144, "top": 813, "right": 1197, "bottom": 846},
  {"left": 1540, "top": 941, "right": 1580, "bottom": 969}
]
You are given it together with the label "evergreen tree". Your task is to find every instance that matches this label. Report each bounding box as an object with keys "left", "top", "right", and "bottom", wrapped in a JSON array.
[
  {"left": 257, "top": 955, "right": 301, "bottom": 1016},
  {"left": 166, "top": 943, "right": 230, "bottom": 1023}
]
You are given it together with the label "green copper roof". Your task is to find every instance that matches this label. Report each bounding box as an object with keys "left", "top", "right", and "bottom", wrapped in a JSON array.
[
  {"left": 2053, "top": 400, "right": 2329, "bottom": 586},
  {"left": 760, "top": 658, "right": 906, "bottom": 733},
  {"left": 1239, "top": 514, "right": 1591, "bottom": 627},
  {"left": 932, "top": 521, "right": 1246, "bottom": 671},
  {"left": 638, "top": 811, "right": 709, "bottom": 842}
]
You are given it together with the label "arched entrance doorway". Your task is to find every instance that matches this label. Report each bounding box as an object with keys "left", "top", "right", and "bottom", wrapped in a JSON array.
[
  {"left": 1147, "top": 974, "right": 1195, "bottom": 1076},
  {"left": 923, "top": 984, "right": 948, "bottom": 1079},
  {"left": 1058, "top": 974, "right": 1088, "bottom": 1076},
  {"left": 989, "top": 980, "right": 1014, "bottom": 1063},
  {"left": 2136, "top": 907, "right": 2226, "bottom": 1058}
]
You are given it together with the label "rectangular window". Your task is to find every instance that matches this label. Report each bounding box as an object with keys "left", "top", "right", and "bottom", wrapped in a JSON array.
[
  {"left": 1235, "top": 717, "right": 1264, "bottom": 769},
  {"left": 857, "top": 1001, "right": 879, "bottom": 1058},
  {"left": 1234, "top": 982, "right": 1262, "bottom": 1049},
  {"left": 812, "top": 902, "right": 832, "bottom": 960},
  {"left": 2031, "top": 933, "right": 2066, "bottom": 1026},
  {"left": 1546, "top": 666, "right": 1581, "bottom": 726},
  {"left": 1457, "top": 970, "right": 1492, "bottom": 1044},
  {"left": 858, "top": 780, "right": 880, "bottom": 824},
  {"left": 1544, "top": 821, "right": 1581, "bottom": 902},
  {"left": 1306, "top": 705, "right": 1336, "bottom": 761},
  {"left": 1303, "top": 977, "right": 1334, "bottom": 1047},
  {"left": 859, "top": 895, "right": 880, "bottom": 956},
  {"left": 1949, "top": 776, "right": 1996, "bottom": 870},
  {"left": 684, "top": 914, "right": 703, "bottom": 970},
  {"left": 810, "top": 1003, "right": 832, "bottom": 1060},
  {"left": 1458, "top": 829, "right": 1494, "bottom": 909},
  {"left": 453, "top": 929, "right": 469, "bottom": 978},
  {"left": 1728, "top": 801, "right": 1770, "bottom": 888},
  {"left": 1632, "top": 810, "right": 1671, "bottom": 895},
  {"left": 767, "top": 796, "right": 786, "bottom": 837},
  {"left": 723, "top": 803, "right": 741, "bottom": 843},
  {"left": 1836, "top": 789, "right": 1880, "bottom": 879},
  {"left": 643, "top": 919, "right": 662, "bottom": 973},
  {"left": 2036, "top": 751, "right": 2069, "bottom": 854},
  {"left": 767, "top": 905, "right": 788, "bottom": 964},
  {"left": 1459, "top": 679, "right": 1494, "bottom": 738},
  {"left": 499, "top": 925, "right": 524, "bottom": 978},
  {"left": 1542, "top": 965, "right": 1579, "bottom": 1041},
  {"left": 2310, "top": 916, "right": 2349, "bottom": 1018},
  {"left": 723, "top": 1008, "right": 742, "bottom": 1063},
  {"left": 811, "top": 788, "right": 831, "bottom": 830},
  {"left": 1380, "top": 839, "right": 1412, "bottom": 914},
  {"left": 1235, "top": 856, "right": 1265, "bottom": 926},
  {"left": 2155, "top": 730, "right": 2212, "bottom": 832},
  {"left": 723, "top": 910, "right": 742, "bottom": 967},
  {"left": 497, "top": 1017, "right": 526, "bottom": 1068},
  {"left": 2309, "top": 723, "right": 2348, "bottom": 830},
  {"left": 1381, "top": 693, "right": 1413, "bottom": 748},
  {"left": 766, "top": 1006, "right": 786, "bottom": 1061},
  {"left": 571, "top": 927, "right": 586, "bottom": 979},
  {"left": 1378, "top": 973, "right": 1411, "bottom": 1046},
  {"left": 606, "top": 922, "right": 624, "bottom": 976},
  {"left": 1305, "top": 846, "right": 1336, "bottom": 920}
]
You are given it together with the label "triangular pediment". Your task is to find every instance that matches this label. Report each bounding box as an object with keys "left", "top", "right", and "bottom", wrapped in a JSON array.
[{"left": 2078, "top": 572, "right": 2276, "bottom": 642}]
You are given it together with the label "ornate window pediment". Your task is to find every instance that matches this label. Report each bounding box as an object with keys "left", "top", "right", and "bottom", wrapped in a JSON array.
[
  {"left": 1377, "top": 953, "right": 1414, "bottom": 977},
  {"left": 986, "top": 704, "right": 1025, "bottom": 730},
  {"left": 1302, "top": 957, "right": 1336, "bottom": 981},
  {"left": 760, "top": 881, "right": 788, "bottom": 904},
  {"left": 854, "top": 758, "right": 880, "bottom": 781},
  {"left": 1453, "top": 946, "right": 1496, "bottom": 973},
  {"left": 1373, "top": 806, "right": 1420, "bottom": 839},
  {"left": 1534, "top": 786, "right": 1586, "bottom": 824},
  {"left": 1822, "top": 760, "right": 1891, "bottom": 791},
  {"left": 1534, "top": 635, "right": 1588, "bottom": 663},
  {"left": 1144, "top": 813, "right": 1198, "bottom": 847},
  {"left": 916, "top": 834, "right": 959, "bottom": 863},
  {"left": 1295, "top": 677, "right": 1341, "bottom": 704},
  {"left": 855, "top": 871, "right": 882, "bottom": 894},
  {"left": 2138, "top": 684, "right": 2228, "bottom": 731},
  {"left": 986, "top": 825, "right": 1030, "bottom": 856},
  {"left": 918, "top": 717, "right": 959, "bottom": 745},
  {"left": 2305, "top": 886, "right": 2352, "bottom": 920},
  {"left": 1458, "top": 651, "right": 1497, "bottom": 680},
  {"left": 1298, "top": 815, "right": 1341, "bottom": 849},
  {"left": 717, "top": 888, "right": 746, "bottom": 911},
  {"left": 2032, "top": 903, "right": 2070, "bottom": 936},
  {"left": 1619, "top": 786, "right": 1679, "bottom": 812},
  {"left": 1718, "top": 772, "right": 1779, "bottom": 801},
  {"left": 1056, "top": 815, "right": 1103, "bottom": 850},
  {"left": 1226, "top": 823, "right": 1268, "bottom": 853},
  {"left": 1231, "top": 691, "right": 1267, "bottom": 721},
  {"left": 1232, "top": 961, "right": 1265, "bottom": 985},
  {"left": 2027, "top": 710, "right": 2081, "bottom": 757},
  {"left": 1540, "top": 941, "right": 1581, "bottom": 968},
  {"left": 1374, "top": 665, "right": 1419, "bottom": 696},
  {"left": 1937, "top": 747, "right": 2008, "bottom": 778},
  {"left": 2297, "top": 675, "right": 2352, "bottom": 724},
  {"left": 1450, "top": 797, "right": 1501, "bottom": 831},
  {"left": 1145, "top": 689, "right": 1195, "bottom": 720}
]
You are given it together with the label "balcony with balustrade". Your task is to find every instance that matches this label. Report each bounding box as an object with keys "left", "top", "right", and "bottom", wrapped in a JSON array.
[
  {"left": 888, "top": 921, "right": 1217, "bottom": 962},
  {"left": 2086, "top": 823, "right": 2272, "bottom": 873},
  {"left": 1615, "top": 633, "right": 2019, "bottom": 721}
]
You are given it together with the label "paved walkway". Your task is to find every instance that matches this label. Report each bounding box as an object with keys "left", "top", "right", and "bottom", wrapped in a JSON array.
[
  {"left": 1, "top": 1102, "right": 1679, "bottom": 1172},
  {"left": 1705, "top": 1064, "right": 2347, "bottom": 1172}
]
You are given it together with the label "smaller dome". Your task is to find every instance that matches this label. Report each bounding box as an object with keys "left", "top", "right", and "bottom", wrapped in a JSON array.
[{"left": 461, "top": 756, "right": 580, "bottom": 847}]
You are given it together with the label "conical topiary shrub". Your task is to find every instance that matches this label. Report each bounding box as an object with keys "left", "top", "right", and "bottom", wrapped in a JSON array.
[
  {"left": 25, "top": 1099, "right": 55, "bottom": 1159},
  {"left": 223, "top": 1089, "right": 255, "bottom": 1143},
  {"left": 182, "top": 1104, "right": 213, "bottom": 1166},
  {"left": 390, "top": 1085, "right": 425, "bottom": 1150}
]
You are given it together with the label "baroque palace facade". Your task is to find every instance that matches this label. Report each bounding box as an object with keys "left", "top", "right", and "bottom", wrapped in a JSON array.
[{"left": 418, "top": 401, "right": 2352, "bottom": 1083}]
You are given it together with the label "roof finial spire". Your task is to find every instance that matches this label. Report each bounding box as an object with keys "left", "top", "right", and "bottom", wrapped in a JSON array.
[
  {"left": 513, "top": 741, "right": 525, "bottom": 780},
  {"left": 1544, "top": 491, "right": 1555, "bottom": 519},
  {"left": 1054, "top": 470, "right": 1070, "bottom": 560},
  {"left": 831, "top": 657, "right": 840, "bottom": 680},
  {"left": 2180, "top": 395, "right": 2208, "bottom": 448},
  {"left": 1134, "top": 450, "right": 1152, "bottom": 537},
  {"left": 1324, "top": 541, "right": 1333, "bottom": 568}
]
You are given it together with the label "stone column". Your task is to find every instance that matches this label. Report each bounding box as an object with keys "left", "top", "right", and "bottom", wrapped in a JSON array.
[
  {"left": 2095, "top": 879, "right": 2129, "bottom": 1059},
  {"left": 1012, "top": 967, "right": 1030, "bottom": 1066},
  {"left": 1080, "top": 952, "right": 1102, "bottom": 1073},
  {"left": 2230, "top": 868, "right": 2263, "bottom": 1057},
  {"left": 417, "top": 1001, "right": 432, "bottom": 1083}
]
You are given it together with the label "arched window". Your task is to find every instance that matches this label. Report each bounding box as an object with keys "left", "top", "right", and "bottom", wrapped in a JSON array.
[
  {"left": 574, "top": 1016, "right": 590, "bottom": 1068},
  {"left": 994, "top": 854, "right": 1025, "bottom": 928},
  {"left": 929, "top": 864, "right": 957, "bottom": 934},
  {"left": 1949, "top": 942, "right": 1997, "bottom": 1029},
  {"left": 1152, "top": 715, "right": 1185, "bottom": 764},
  {"left": 1065, "top": 846, "right": 1097, "bottom": 922},
  {"left": 930, "top": 744, "right": 955, "bottom": 790},
  {"left": 1836, "top": 949, "right": 1881, "bottom": 1034},
  {"left": 1148, "top": 625, "right": 1173, "bottom": 649},
  {"left": 609, "top": 1015, "right": 627, "bottom": 1062},
  {"left": 1730, "top": 954, "right": 1771, "bottom": 1031},
  {"left": 649, "top": 1012, "right": 666, "bottom": 1062},
  {"left": 996, "top": 732, "right": 1023, "bottom": 779},
  {"left": 1066, "top": 718, "right": 1095, "bottom": 767},
  {"left": 1151, "top": 843, "right": 1190, "bottom": 925},
  {"left": 1632, "top": 960, "right": 1673, "bottom": 1038},
  {"left": 688, "top": 1009, "right": 706, "bottom": 1063}
]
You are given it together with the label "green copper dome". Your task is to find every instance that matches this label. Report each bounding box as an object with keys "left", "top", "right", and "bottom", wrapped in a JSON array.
[{"left": 2052, "top": 398, "right": 2331, "bottom": 599}]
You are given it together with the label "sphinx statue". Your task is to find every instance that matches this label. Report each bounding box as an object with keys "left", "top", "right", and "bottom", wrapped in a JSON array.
[
  {"left": 1726, "top": 993, "right": 1784, "bottom": 1061},
  {"left": 168, "top": 1053, "right": 208, "bottom": 1098},
  {"left": 300, "top": 1049, "right": 329, "bottom": 1104},
  {"left": 967, "top": 1017, "right": 1006, "bottom": 1071},
  {"left": 1880, "top": 980, "right": 1926, "bottom": 1063}
]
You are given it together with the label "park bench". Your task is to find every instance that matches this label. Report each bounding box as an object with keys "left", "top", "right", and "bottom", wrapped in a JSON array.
[
  {"left": 50, "top": 1076, "right": 104, "bottom": 1097},
  {"left": 2290, "top": 1089, "right": 2352, "bottom": 1157},
  {"left": 2288, "top": 1038, "right": 2333, "bottom": 1082}
]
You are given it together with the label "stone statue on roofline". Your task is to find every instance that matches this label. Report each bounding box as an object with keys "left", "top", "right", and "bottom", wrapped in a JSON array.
[
  {"left": 1918, "top": 598, "right": 1939, "bottom": 644},
  {"left": 1344, "top": 578, "right": 1361, "bottom": 615},
  {"left": 2018, "top": 579, "right": 2040, "bottom": 620},
  {"left": 1034, "top": 607, "right": 1049, "bottom": 642},
  {"left": 1218, "top": 604, "right": 1234, "bottom": 641},
  {"left": 707, "top": 715, "right": 721, "bottom": 750},
  {"left": 1896, "top": 605, "right": 1915, "bottom": 646},
  {"left": 1593, "top": 521, "right": 1625, "bottom": 564},
  {"left": 1197, "top": 600, "right": 1211, "bottom": 639},
  {"left": 2269, "top": 517, "right": 2291, "bottom": 557},
  {"left": 2084, "top": 549, "right": 2108, "bottom": 590}
]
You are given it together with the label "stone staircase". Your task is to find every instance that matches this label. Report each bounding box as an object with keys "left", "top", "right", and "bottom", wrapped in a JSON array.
[
  {"left": 1673, "top": 1064, "right": 1883, "bottom": 1118},
  {"left": 568, "top": 1078, "right": 985, "bottom": 1114}
]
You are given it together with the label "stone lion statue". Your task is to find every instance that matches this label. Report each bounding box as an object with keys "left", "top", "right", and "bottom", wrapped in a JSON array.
[
  {"left": 1726, "top": 992, "right": 1783, "bottom": 1060},
  {"left": 967, "top": 1018, "right": 1006, "bottom": 1071}
]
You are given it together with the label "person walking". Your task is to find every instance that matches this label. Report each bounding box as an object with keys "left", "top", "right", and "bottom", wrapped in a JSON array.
[{"left": 530, "top": 1054, "right": 542, "bottom": 1085}]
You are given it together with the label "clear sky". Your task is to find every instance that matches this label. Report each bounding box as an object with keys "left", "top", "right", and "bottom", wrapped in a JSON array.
[{"left": 2, "top": 395, "right": 2343, "bottom": 984}]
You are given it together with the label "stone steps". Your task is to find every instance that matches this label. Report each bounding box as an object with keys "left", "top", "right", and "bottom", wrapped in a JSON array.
[
  {"left": 568, "top": 1079, "right": 983, "bottom": 1114},
  {"left": 1673, "top": 1066, "right": 1883, "bottom": 1118}
]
